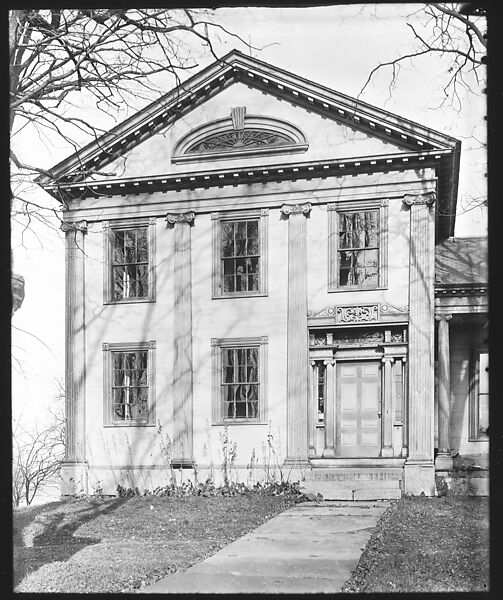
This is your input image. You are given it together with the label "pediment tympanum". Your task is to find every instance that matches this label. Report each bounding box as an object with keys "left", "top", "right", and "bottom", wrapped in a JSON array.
[{"left": 172, "top": 106, "right": 308, "bottom": 163}]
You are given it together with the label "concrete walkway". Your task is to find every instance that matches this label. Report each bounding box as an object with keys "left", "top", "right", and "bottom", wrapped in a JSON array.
[{"left": 141, "top": 501, "right": 390, "bottom": 594}]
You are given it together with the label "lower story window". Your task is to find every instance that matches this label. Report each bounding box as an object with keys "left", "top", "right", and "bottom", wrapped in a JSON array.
[
  {"left": 103, "top": 341, "right": 156, "bottom": 426},
  {"left": 212, "top": 336, "right": 268, "bottom": 424},
  {"left": 470, "top": 349, "right": 489, "bottom": 439}
]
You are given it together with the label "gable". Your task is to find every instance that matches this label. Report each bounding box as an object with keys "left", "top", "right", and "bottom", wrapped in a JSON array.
[
  {"left": 39, "top": 49, "right": 460, "bottom": 238},
  {"left": 97, "top": 82, "right": 410, "bottom": 181}
]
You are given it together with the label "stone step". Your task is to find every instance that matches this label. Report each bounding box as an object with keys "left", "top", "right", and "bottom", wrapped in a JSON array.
[
  {"left": 305, "top": 469, "right": 402, "bottom": 482},
  {"left": 301, "top": 480, "right": 402, "bottom": 501}
]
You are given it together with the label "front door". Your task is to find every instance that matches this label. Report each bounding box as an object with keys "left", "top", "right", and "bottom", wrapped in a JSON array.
[{"left": 336, "top": 361, "right": 381, "bottom": 457}]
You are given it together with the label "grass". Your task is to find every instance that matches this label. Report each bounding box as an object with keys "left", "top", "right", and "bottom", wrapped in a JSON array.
[
  {"left": 341, "top": 496, "right": 489, "bottom": 593},
  {"left": 13, "top": 493, "right": 298, "bottom": 593}
]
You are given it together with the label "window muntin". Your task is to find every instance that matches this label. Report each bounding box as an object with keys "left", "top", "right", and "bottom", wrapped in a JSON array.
[
  {"left": 112, "top": 228, "right": 149, "bottom": 299},
  {"left": 338, "top": 210, "right": 379, "bottom": 287},
  {"left": 221, "top": 220, "right": 260, "bottom": 293},
  {"left": 222, "top": 347, "right": 259, "bottom": 419},
  {"left": 112, "top": 350, "right": 149, "bottom": 421}
]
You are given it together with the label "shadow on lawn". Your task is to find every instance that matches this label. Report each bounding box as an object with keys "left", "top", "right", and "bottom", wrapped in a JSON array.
[{"left": 14, "top": 498, "right": 126, "bottom": 588}]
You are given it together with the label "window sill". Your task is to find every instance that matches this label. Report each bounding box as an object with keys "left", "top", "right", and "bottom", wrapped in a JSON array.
[
  {"left": 328, "top": 286, "right": 387, "bottom": 294},
  {"left": 212, "top": 292, "right": 268, "bottom": 300},
  {"left": 468, "top": 436, "right": 489, "bottom": 442},
  {"left": 212, "top": 421, "right": 268, "bottom": 426},
  {"left": 104, "top": 298, "right": 156, "bottom": 305}
]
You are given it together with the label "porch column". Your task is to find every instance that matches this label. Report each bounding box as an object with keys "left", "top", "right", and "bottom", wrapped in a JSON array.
[
  {"left": 381, "top": 356, "right": 394, "bottom": 457},
  {"left": 60, "top": 220, "right": 88, "bottom": 495},
  {"left": 281, "top": 202, "right": 311, "bottom": 465},
  {"left": 166, "top": 212, "right": 195, "bottom": 467},
  {"left": 323, "top": 359, "right": 336, "bottom": 457},
  {"left": 435, "top": 313, "right": 453, "bottom": 471},
  {"left": 403, "top": 192, "right": 436, "bottom": 496}
]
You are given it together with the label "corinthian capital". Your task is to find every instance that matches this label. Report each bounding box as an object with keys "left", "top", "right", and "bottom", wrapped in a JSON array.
[
  {"left": 166, "top": 212, "right": 195, "bottom": 225},
  {"left": 60, "top": 220, "right": 88, "bottom": 233},
  {"left": 280, "top": 202, "right": 312, "bottom": 216},
  {"left": 403, "top": 192, "right": 436, "bottom": 207}
]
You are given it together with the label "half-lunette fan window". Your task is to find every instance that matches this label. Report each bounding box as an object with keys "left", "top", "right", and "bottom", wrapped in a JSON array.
[
  {"left": 338, "top": 210, "right": 379, "bottom": 287},
  {"left": 222, "top": 347, "right": 259, "bottom": 419},
  {"left": 172, "top": 109, "right": 308, "bottom": 163},
  {"left": 187, "top": 129, "right": 293, "bottom": 154}
]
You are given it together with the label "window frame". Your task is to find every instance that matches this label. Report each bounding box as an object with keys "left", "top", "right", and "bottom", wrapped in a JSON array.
[
  {"left": 469, "top": 347, "right": 489, "bottom": 441},
  {"left": 211, "top": 336, "right": 268, "bottom": 425},
  {"left": 102, "top": 341, "right": 156, "bottom": 427},
  {"left": 103, "top": 217, "right": 156, "bottom": 304},
  {"left": 327, "top": 199, "right": 388, "bottom": 292},
  {"left": 212, "top": 209, "right": 268, "bottom": 299}
]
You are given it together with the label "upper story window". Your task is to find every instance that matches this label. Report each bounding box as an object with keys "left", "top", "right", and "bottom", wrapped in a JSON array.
[
  {"left": 328, "top": 200, "right": 388, "bottom": 292},
  {"left": 103, "top": 218, "right": 156, "bottom": 304},
  {"left": 172, "top": 107, "right": 308, "bottom": 164},
  {"left": 338, "top": 210, "right": 379, "bottom": 287},
  {"left": 212, "top": 209, "right": 268, "bottom": 299}
]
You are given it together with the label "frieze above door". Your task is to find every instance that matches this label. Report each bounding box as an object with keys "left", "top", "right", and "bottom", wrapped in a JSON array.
[{"left": 308, "top": 302, "right": 408, "bottom": 324}]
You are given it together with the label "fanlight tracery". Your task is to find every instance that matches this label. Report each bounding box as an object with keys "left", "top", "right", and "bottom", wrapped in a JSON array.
[
  {"left": 187, "top": 129, "right": 294, "bottom": 154},
  {"left": 172, "top": 107, "right": 308, "bottom": 163}
]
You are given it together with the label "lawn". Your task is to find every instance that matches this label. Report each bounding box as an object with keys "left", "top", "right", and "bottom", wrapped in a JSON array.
[
  {"left": 341, "top": 496, "right": 489, "bottom": 593},
  {"left": 13, "top": 493, "right": 298, "bottom": 593}
]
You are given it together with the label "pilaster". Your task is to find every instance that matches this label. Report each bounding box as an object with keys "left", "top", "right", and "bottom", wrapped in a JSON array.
[
  {"left": 323, "top": 359, "right": 336, "bottom": 457},
  {"left": 281, "top": 202, "right": 311, "bottom": 465},
  {"left": 381, "top": 356, "right": 394, "bottom": 457},
  {"left": 402, "top": 192, "right": 436, "bottom": 495},
  {"left": 166, "top": 212, "right": 196, "bottom": 467},
  {"left": 60, "top": 220, "right": 88, "bottom": 495},
  {"left": 435, "top": 313, "right": 453, "bottom": 471}
]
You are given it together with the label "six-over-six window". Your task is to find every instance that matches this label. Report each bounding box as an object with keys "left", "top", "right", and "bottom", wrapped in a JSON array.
[
  {"left": 103, "top": 341, "right": 155, "bottom": 426},
  {"left": 338, "top": 210, "right": 379, "bottom": 287},
  {"left": 212, "top": 337, "right": 268, "bottom": 424},
  {"left": 103, "top": 218, "right": 156, "bottom": 303},
  {"left": 221, "top": 219, "right": 260, "bottom": 293}
]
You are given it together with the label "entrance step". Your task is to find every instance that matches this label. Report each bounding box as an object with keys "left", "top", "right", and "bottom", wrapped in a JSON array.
[
  {"left": 301, "top": 477, "right": 402, "bottom": 501},
  {"left": 305, "top": 468, "right": 403, "bottom": 482}
]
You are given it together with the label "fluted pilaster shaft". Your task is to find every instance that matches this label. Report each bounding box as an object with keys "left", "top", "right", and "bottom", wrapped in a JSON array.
[
  {"left": 403, "top": 192, "right": 436, "bottom": 495},
  {"left": 381, "top": 356, "right": 394, "bottom": 457},
  {"left": 282, "top": 203, "right": 311, "bottom": 464},
  {"left": 61, "top": 221, "right": 87, "bottom": 463},
  {"left": 167, "top": 212, "right": 195, "bottom": 466}
]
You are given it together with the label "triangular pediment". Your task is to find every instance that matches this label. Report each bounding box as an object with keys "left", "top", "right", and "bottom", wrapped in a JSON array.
[{"left": 39, "top": 49, "right": 458, "bottom": 186}]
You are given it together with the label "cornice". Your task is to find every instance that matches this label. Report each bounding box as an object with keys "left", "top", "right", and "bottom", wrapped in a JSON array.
[{"left": 46, "top": 149, "right": 446, "bottom": 202}]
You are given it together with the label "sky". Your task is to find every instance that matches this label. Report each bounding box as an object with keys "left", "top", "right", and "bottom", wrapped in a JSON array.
[{"left": 11, "top": 5, "right": 487, "bottom": 427}]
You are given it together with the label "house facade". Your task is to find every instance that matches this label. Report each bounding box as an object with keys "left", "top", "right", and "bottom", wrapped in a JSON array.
[{"left": 39, "top": 51, "right": 488, "bottom": 498}]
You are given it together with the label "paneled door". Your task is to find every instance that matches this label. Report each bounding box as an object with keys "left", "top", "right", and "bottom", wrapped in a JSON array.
[{"left": 336, "top": 361, "right": 381, "bottom": 457}]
